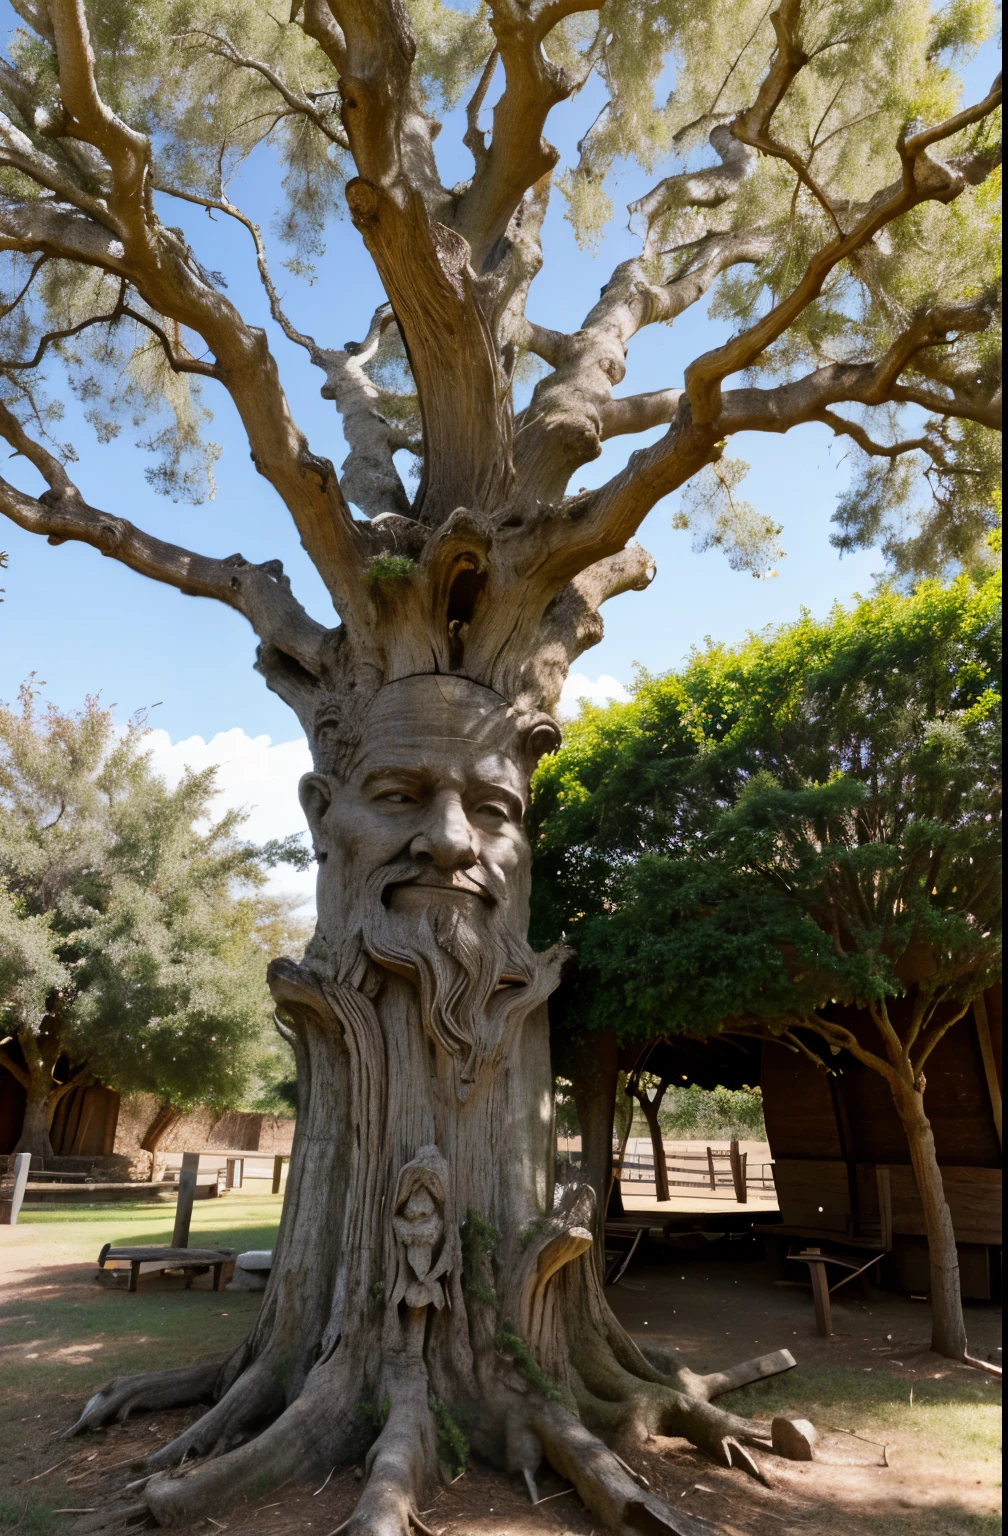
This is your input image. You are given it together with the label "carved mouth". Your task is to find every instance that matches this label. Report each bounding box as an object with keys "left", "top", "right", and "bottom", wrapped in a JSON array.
[{"left": 383, "top": 871, "right": 490, "bottom": 910}]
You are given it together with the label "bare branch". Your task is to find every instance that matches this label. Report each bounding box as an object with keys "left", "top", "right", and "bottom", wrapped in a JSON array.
[
  {"left": 0, "top": 0, "right": 369, "bottom": 608},
  {"left": 0, "top": 1046, "right": 31, "bottom": 1091},
  {"left": 119, "top": 305, "right": 220, "bottom": 378},
  {"left": 727, "top": 0, "right": 845, "bottom": 234},
  {"left": 454, "top": 0, "right": 601, "bottom": 267},
  {"left": 716, "top": 296, "right": 1000, "bottom": 436},
  {"left": 787, "top": 1014, "right": 900, "bottom": 1084},
  {"left": 463, "top": 48, "right": 498, "bottom": 170},
  {"left": 514, "top": 228, "right": 773, "bottom": 505},
  {"left": 599, "top": 389, "right": 684, "bottom": 441},
  {"left": 0, "top": 277, "right": 218, "bottom": 379},
  {"left": 176, "top": 29, "right": 349, "bottom": 148},
  {"left": 814, "top": 411, "right": 940, "bottom": 462},
  {"left": 48, "top": 0, "right": 152, "bottom": 242},
  {"left": 0, "top": 110, "right": 110, "bottom": 221},
  {"left": 629, "top": 126, "right": 756, "bottom": 241},
  {"left": 683, "top": 72, "right": 1003, "bottom": 423},
  {"left": 518, "top": 541, "right": 655, "bottom": 714},
  {"left": 0, "top": 400, "right": 331, "bottom": 676},
  {"left": 0, "top": 253, "right": 48, "bottom": 319},
  {"left": 912, "top": 1001, "right": 972, "bottom": 1076}
]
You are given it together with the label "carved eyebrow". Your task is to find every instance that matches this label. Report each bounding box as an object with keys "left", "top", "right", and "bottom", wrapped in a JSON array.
[
  {"left": 470, "top": 779, "right": 524, "bottom": 818},
  {"left": 361, "top": 766, "right": 430, "bottom": 792}
]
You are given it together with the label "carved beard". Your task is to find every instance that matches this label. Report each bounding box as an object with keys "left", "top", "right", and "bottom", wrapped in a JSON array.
[{"left": 360, "top": 859, "right": 536, "bottom": 1097}]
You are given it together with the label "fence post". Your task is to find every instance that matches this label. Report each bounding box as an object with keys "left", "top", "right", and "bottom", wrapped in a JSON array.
[
  {"left": 0, "top": 1153, "right": 31, "bottom": 1225},
  {"left": 706, "top": 1146, "right": 716, "bottom": 1191},
  {"left": 729, "top": 1139, "right": 747, "bottom": 1203},
  {"left": 272, "top": 1155, "right": 284, "bottom": 1195},
  {"left": 171, "top": 1152, "right": 200, "bottom": 1249}
]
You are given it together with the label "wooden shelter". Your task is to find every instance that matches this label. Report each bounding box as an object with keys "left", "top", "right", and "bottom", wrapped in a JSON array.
[
  {"left": 620, "top": 985, "right": 1002, "bottom": 1300},
  {"left": 761, "top": 986, "right": 1001, "bottom": 1301}
]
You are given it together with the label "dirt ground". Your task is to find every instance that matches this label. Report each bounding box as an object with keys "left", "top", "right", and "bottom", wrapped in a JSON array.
[{"left": 1, "top": 1203, "right": 1001, "bottom": 1536}]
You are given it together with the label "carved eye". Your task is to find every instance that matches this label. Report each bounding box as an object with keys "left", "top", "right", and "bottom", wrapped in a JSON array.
[
  {"left": 477, "top": 802, "right": 508, "bottom": 821},
  {"left": 377, "top": 790, "right": 417, "bottom": 805}
]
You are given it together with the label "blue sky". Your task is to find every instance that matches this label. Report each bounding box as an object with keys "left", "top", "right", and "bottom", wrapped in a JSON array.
[{"left": 0, "top": 22, "right": 998, "bottom": 891}]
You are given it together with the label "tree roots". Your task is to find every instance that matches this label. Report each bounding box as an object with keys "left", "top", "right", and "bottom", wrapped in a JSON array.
[
  {"left": 63, "top": 1323, "right": 814, "bottom": 1532},
  {"left": 64, "top": 1355, "right": 231, "bottom": 1438}
]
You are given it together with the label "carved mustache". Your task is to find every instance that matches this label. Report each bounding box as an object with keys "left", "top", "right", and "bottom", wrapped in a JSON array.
[{"left": 378, "top": 858, "right": 503, "bottom": 905}]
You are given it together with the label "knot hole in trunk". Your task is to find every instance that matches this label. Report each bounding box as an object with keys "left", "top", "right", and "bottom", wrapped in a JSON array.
[{"left": 446, "top": 562, "right": 487, "bottom": 669}]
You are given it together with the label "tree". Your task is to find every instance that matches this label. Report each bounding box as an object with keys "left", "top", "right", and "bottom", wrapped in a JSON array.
[
  {"left": 0, "top": 681, "right": 296, "bottom": 1158},
  {"left": 531, "top": 569, "right": 1002, "bottom": 1361},
  {"left": 0, "top": 0, "right": 1001, "bottom": 1524}
]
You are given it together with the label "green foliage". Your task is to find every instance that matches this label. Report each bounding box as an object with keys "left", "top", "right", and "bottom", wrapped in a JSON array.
[
  {"left": 553, "top": 1075, "right": 580, "bottom": 1137},
  {"left": 0, "top": 680, "right": 309, "bottom": 1108},
  {"left": 366, "top": 554, "right": 417, "bottom": 584},
  {"left": 493, "top": 1327, "right": 564, "bottom": 1402},
  {"left": 460, "top": 1207, "right": 498, "bottom": 1306},
  {"left": 429, "top": 1394, "right": 469, "bottom": 1479},
  {"left": 460, "top": 1208, "right": 498, "bottom": 1270},
  {"left": 654, "top": 1084, "right": 766, "bottom": 1141},
  {"left": 352, "top": 1394, "right": 390, "bottom": 1447},
  {"left": 532, "top": 571, "right": 1002, "bottom": 1042}
]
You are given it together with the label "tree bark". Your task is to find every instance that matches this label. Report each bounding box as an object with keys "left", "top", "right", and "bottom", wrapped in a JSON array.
[
  {"left": 641, "top": 1095, "right": 670, "bottom": 1203},
  {"left": 564, "top": 1026, "right": 618, "bottom": 1251},
  {"left": 13, "top": 1074, "right": 57, "bottom": 1161},
  {"left": 889, "top": 1077, "right": 967, "bottom": 1359},
  {"left": 141, "top": 1103, "right": 183, "bottom": 1182},
  {"left": 630, "top": 1077, "right": 671, "bottom": 1203},
  {"left": 9, "top": 1021, "right": 70, "bottom": 1162}
]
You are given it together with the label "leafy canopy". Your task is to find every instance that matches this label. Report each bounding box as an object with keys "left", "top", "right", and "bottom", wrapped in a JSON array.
[
  {"left": 0, "top": 680, "right": 307, "bottom": 1107},
  {"left": 531, "top": 566, "right": 1002, "bottom": 1039}
]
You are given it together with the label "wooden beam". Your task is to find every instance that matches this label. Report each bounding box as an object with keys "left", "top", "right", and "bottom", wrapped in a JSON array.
[
  {"left": 974, "top": 993, "right": 1002, "bottom": 1149},
  {"left": 171, "top": 1151, "right": 200, "bottom": 1249}
]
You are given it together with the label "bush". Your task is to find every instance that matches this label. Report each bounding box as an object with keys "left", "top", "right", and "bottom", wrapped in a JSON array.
[{"left": 646, "top": 1084, "right": 765, "bottom": 1141}]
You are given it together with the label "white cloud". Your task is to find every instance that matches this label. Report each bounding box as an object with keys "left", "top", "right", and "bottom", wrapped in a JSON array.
[
  {"left": 557, "top": 672, "right": 630, "bottom": 719},
  {"left": 144, "top": 727, "right": 316, "bottom": 913}
]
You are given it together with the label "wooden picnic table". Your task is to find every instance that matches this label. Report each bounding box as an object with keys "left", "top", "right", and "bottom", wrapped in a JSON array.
[{"left": 97, "top": 1243, "right": 236, "bottom": 1293}]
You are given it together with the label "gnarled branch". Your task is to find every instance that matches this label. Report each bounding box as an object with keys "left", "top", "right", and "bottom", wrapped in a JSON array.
[{"left": 0, "top": 400, "right": 331, "bottom": 678}]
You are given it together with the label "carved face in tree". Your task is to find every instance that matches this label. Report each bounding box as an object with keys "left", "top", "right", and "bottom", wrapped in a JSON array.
[{"left": 301, "top": 674, "right": 558, "bottom": 1095}]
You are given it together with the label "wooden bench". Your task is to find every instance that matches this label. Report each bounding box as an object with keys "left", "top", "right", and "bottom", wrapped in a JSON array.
[{"left": 97, "top": 1243, "right": 236, "bottom": 1293}]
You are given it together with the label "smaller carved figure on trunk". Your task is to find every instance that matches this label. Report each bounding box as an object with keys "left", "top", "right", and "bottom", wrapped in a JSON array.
[{"left": 389, "top": 1146, "right": 459, "bottom": 1310}]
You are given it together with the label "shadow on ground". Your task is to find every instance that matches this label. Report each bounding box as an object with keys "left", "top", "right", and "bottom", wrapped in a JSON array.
[{"left": 1, "top": 1218, "right": 1001, "bottom": 1535}]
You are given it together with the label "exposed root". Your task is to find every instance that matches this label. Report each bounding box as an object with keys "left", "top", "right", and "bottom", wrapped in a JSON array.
[
  {"left": 343, "top": 1319, "right": 437, "bottom": 1536},
  {"left": 145, "top": 1353, "right": 287, "bottom": 1471},
  {"left": 530, "top": 1400, "right": 712, "bottom": 1536},
  {"left": 637, "top": 1342, "right": 798, "bottom": 1403},
  {"left": 64, "top": 1355, "right": 230, "bottom": 1438},
  {"left": 143, "top": 1387, "right": 340, "bottom": 1525}
]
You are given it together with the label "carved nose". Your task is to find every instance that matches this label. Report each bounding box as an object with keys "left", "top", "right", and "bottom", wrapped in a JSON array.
[{"left": 410, "top": 792, "right": 477, "bottom": 869}]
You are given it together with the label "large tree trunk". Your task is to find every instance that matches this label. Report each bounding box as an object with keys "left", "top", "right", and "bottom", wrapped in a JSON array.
[
  {"left": 889, "top": 1077, "right": 967, "bottom": 1359},
  {"left": 10, "top": 1020, "right": 70, "bottom": 1161},
  {"left": 68, "top": 677, "right": 811, "bottom": 1531},
  {"left": 13, "top": 1074, "right": 57, "bottom": 1161}
]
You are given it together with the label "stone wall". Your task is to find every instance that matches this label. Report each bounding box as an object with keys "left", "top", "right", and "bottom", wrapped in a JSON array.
[{"left": 114, "top": 1094, "right": 296, "bottom": 1162}]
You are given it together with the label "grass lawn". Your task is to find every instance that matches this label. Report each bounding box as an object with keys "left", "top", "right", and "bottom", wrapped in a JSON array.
[
  {"left": 0, "top": 1208, "right": 1001, "bottom": 1535},
  {"left": 1, "top": 1192, "right": 282, "bottom": 1533}
]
